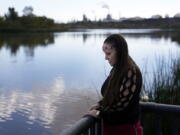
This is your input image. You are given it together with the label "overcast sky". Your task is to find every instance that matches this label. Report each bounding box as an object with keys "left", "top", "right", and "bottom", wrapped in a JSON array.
[{"left": 0, "top": 0, "right": 180, "bottom": 22}]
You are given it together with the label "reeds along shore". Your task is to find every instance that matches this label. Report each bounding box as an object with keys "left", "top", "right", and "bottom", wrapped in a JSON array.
[
  {"left": 141, "top": 54, "right": 180, "bottom": 135},
  {"left": 141, "top": 54, "right": 180, "bottom": 105}
]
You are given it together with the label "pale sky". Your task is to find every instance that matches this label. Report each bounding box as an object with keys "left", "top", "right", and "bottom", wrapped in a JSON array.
[{"left": 0, "top": 0, "right": 180, "bottom": 22}]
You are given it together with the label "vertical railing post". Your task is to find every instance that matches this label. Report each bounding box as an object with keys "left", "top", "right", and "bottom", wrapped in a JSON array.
[
  {"left": 90, "top": 124, "right": 95, "bottom": 135},
  {"left": 96, "top": 119, "right": 103, "bottom": 135},
  {"left": 82, "top": 129, "right": 89, "bottom": 135},
  {"left": 140, "top": 109, "right": 146, "bottom": 127},
  {"left": 171, "top": 114, "right": 178, "bottom": 135},
  {"left": 155, "top": 112, "right": 162, "bottom": 135}
]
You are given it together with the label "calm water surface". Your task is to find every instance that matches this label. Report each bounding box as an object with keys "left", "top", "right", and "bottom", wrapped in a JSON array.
[{"left": 0, "top": 29, "right": 180, "bottom": 135}]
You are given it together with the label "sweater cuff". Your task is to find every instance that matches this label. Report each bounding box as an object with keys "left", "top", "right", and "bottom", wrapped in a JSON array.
[{"left": 99, "top": 110, "right": 104, "bottom": 118}]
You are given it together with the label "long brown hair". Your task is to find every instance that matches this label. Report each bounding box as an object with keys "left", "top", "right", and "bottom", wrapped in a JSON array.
[{"left": 101, "top": 34, "right": 135, "bottom": 108}]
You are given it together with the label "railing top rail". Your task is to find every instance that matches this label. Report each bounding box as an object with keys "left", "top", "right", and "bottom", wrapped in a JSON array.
[
  {"left": 60, "top": 116, "right": 98, "bottom": 135},
  {"left": 140, "top": 101, "right": 180, "bottom": 114}
]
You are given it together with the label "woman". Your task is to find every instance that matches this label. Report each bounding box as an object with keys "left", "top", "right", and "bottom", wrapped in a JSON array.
[{"left": 86, "top": 34, "right": 143, "bottom": 135}]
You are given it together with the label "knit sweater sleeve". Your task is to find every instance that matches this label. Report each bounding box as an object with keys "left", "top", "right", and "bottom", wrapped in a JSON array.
[{"left": 99, "top": 67, "right": 138, "bottom": 118}]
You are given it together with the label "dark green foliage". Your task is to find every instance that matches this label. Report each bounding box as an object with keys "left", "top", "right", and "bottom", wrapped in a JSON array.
[
  {"left": 19, "top": 16, "right": 55, "bottom": 28},
  {"left": 0, "top": 7, "right": 68, "bottom": 32},
  {"left": 5, "top": 7, "right": 18, "bottom": 21}
]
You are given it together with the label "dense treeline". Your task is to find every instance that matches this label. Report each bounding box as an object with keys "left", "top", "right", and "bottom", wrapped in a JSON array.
[{"left": 0, "top": 7, "right": 67, "bottom": 32}]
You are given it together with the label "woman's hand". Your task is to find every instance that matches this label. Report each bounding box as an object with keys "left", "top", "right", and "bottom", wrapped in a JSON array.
[
  {"left": 88, "top": 103, "right": 100, "bottom": 111},
  {"left": 86, "top": 109, "right": 99, "bottom": 118}
]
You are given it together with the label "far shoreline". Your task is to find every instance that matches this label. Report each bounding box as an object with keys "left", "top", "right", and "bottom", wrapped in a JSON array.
[{"left": 1, "top": 17, "right": 180, "bottom": 33}]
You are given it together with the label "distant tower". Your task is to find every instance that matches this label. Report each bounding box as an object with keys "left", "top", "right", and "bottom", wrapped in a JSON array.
[
  {"left": 119, "top": 11, "right": 121, "bottom": 19},
  {"left": 106, "top": 14, "right": 112, "bottom": 21}
]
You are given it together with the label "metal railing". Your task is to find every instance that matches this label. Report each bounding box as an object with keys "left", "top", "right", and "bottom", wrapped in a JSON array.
[
  {"left": 140, "top": 102, "right": 180, "bottom": 135},
  {"left": 60, "top": 102, "right": 180, "bottom": 135},
  {"left": 60, "top": 116, "right": 103, "bottom": 135}
]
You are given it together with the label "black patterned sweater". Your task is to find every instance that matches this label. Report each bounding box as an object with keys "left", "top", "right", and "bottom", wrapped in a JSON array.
[{"left": 98, "top": 66, "right": 142, "bottom": 125}]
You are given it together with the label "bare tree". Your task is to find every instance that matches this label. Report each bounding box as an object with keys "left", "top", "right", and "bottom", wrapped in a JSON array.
[{"left": 23, "top": 6, "right": 34, "bottom": 16}]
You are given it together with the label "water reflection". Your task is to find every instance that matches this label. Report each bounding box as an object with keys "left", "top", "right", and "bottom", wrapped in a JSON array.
[
  {"left": 0, "top": 78, "right": 68, "bottom": 135},
  {"left": 0, "top": 33, "right": 55, "bottom": 57},
  {"left": 0, "top": 77, "right": 64, "bottom": 126},
  {"left": 0, "top": 30, "right": 180, "bottom": 59},
  {"left": 60, "top": 29, "right": 180, "bottom": 46},
  {"left": 170, "top": 31, "right": 180, "bottom": 44},
  {"left": 0, "top": 76, "right": 99, "bottom": 135}
]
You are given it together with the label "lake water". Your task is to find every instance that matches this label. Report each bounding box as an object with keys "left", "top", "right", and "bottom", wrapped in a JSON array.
[{"left": 0, "top": 29, "right": 180, "bottom": 135}]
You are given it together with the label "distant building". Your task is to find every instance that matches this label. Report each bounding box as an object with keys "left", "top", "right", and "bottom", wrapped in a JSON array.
[
  {"left": 103, "top": 14, "right": 114, "bottom": 22},
  {"left": 174, "top": 13, "right": 180, "bottom": 18},
  {"left": 127, "top": 17, "right": 144, "bottom": 21},
  {"left": 165, "top": 14, "right": 169, "bottom": 18},
  {"left": 119, "top": 17, "right": 128, "bottom": 22},
  {"left": 119, "top": 17, "right": 144, "bottom": 22},
  {"left": 151, "top": 15, "right": 162, "bottom": 19}
]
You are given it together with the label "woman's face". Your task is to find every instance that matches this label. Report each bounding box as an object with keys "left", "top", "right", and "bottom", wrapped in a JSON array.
[{"left": 102, "top": 43, "right": 117, "bottom": 66}]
